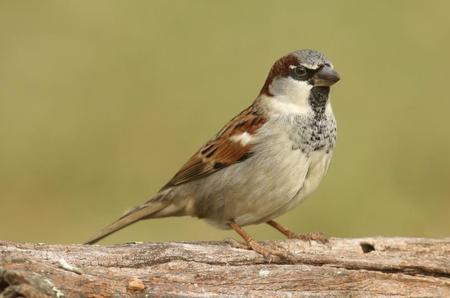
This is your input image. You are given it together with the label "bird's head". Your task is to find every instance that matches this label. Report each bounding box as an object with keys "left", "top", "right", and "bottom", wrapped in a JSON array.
[{"left": 259, "top": 49, "right": 340, "bottom": 113}]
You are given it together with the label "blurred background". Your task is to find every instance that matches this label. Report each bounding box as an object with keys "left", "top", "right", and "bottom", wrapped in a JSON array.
[{"left": 1, "top": 1, "right": 449, "bottom": 244}]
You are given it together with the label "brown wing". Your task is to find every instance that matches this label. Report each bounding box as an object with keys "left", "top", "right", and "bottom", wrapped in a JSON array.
[{"left": 161, "top": 105, "right": 267, "bottom": 190}]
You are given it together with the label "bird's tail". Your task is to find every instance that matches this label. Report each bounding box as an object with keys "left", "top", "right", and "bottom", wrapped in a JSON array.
[{"left": 84, "top": 196, "right": 171, "bottom": 245}]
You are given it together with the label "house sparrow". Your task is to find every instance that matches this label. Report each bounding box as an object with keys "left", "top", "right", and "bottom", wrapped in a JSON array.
[{"left": 85, "top": 49, "right": 340, "bottom": 259}]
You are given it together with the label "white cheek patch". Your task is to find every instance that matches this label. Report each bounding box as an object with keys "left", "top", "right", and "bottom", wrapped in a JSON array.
[
  {"left": 267, "top": 100, "right": 308, "bottom": 114},
  {"left": 229, "top": 132, "right": 253, "bottom": 146},
  {"left": 270, "top": 78, "right": 312, "bottom": 102},
  {"left": 289, "top": 79, "right": 312, "bottom": 100},
  {"left": 267, "top": 77, "right": 313, "bottom": 115}
]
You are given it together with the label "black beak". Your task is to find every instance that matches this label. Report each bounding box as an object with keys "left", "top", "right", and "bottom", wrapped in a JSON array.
[{"left": 311, "top": 65, "right": 340, "bottom": 86}]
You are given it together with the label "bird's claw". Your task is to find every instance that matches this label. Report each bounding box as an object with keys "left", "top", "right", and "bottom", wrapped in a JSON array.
[{"left": 289, "top": 232, "right": 329, "bottom": 244}]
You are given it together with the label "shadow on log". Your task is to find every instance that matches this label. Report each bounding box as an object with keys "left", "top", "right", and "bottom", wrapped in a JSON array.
[{"left": 1, "top": 237, "right": 449, "bottom": 297}]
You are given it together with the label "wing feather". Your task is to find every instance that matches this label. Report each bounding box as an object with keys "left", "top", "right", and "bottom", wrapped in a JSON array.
[{"left": 161, "top": 106, "right": 266, "bottom": 190}]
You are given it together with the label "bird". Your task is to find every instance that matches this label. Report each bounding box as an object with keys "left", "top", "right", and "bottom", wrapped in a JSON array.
[{"left": 85, "top": 49, "right": 340, "bottom": 259}]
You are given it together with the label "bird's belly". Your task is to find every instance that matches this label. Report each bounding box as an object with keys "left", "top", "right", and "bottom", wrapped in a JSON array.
[
  {"left": 226, "top": 148, "right": 310, "bottom": 227},
  {"left": 265, "top": 149, "right": 333, "bottom": 221},
  {"left": 189, "top": 137, "right": 332, "bottom": 228}
]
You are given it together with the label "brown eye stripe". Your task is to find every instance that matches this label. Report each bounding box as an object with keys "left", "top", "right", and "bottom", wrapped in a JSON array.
[{"left": 260, "top": 54, "right": 298, "bottom": 96}]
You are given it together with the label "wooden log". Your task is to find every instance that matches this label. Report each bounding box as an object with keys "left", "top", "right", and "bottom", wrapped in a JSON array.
[{"left": 1, "top": 237, "right": 449, "bottom": 297}]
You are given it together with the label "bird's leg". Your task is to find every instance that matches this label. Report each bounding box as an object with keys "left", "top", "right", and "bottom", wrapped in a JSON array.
[
  {"left": 266, "top": 220, "right": 328, "bottom": 244},
  {"left": 228, "top": 222, "right": 289, "bottom": 261}
]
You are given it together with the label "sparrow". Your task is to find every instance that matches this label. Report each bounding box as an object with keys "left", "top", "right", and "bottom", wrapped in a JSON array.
[{"left": 85, "top": 49, "right": 340, "bottom": 259}]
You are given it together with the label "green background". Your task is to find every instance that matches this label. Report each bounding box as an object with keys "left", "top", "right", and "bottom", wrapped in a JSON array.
[{"left": 1, "top": 1, "right": 449, "bottom": 244}]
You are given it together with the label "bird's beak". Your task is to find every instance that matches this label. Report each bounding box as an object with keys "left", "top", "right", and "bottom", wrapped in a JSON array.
[{"left": 311, "top": 65, "right": 340, "bottom": 86}]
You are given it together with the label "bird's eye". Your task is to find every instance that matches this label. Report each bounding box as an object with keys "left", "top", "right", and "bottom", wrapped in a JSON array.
[{"left": 292, "top": 65, "right": 308, "bottom": 80}]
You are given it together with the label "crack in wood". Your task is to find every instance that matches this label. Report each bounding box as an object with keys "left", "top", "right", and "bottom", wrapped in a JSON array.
[{"left": 0, "top": 238, "right": 449, "bottom": 297}]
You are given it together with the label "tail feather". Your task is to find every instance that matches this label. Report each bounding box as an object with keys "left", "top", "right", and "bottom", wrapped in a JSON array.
[{"left": 84, "top": 200, "right": 170, "bottom": 245}]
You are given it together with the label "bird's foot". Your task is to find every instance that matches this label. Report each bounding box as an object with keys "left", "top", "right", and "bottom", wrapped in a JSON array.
[
  {"left": 224, "top": 237, "right": 248, "bottom": 249},
  {"left": 247, "top": 239, "right": 287, "bottom": 262},
  {"left": 227, "top": 221, "right": 296, "bottom": 262},
  {"left": 227, "top": 238, "right": 293, "bottom": 262},
  {"left": 288, "top": 231, "right": 328, "bottom": 244}
]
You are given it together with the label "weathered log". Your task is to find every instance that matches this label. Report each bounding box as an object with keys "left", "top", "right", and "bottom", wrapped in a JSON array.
[{"left": 1, "top": 237, "right": 449, "bottom": 297}]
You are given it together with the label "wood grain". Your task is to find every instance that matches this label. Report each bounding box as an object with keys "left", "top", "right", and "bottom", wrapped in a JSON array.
[{"left": 1, "top": 237, "right": 449, "bottom": 297}]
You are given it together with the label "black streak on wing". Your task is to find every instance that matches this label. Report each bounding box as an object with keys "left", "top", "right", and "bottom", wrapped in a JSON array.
[{"left": 160, "top": 106, "right": 267, "bottom": 190}]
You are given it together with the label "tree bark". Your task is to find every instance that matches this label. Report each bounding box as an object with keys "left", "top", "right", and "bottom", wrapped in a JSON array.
[{"left": 1, "top": 237, "right": 449, "bottom": 297}]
